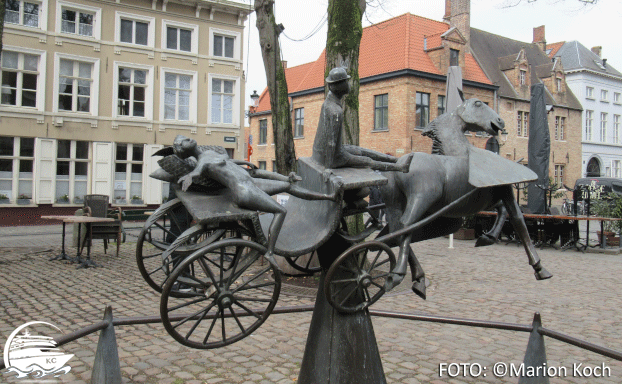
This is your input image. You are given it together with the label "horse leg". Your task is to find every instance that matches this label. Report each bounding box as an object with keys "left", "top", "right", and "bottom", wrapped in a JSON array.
[
  {"left": 386, "top": 234, "right": 412, "bottom": 291},
  {"left": 475, "top": 202, "right": 508, "bottom": 247},
  {"left": 500, "top": 186, "right": 552, "bottom": 280},
  {"left": 407, "top": 247, "right": 426, "bottom": 300}
]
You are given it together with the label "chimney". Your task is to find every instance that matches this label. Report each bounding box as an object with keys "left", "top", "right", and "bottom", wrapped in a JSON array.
[
  {"left": 443, "top": 0, "right": 451, "bottom": 23},
  {"left": 532, "top": 25, "right": 546, "bottom": 52},
  {"left": 447, "top": 0, "right": 470, "bottom": 51},
  {"left": 603, "top": 59, "right": 607, "bottom": 68},
  {"left": 591, "top": 46, "right": 602, "bottom": 58},
  {"left": 282, "top": 60, "right": 287, "bottom": 69}
]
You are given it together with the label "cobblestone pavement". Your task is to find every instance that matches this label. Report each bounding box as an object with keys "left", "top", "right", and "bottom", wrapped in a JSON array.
[{"left": 0, "top": 230, "right": 621, "bottom": 383}]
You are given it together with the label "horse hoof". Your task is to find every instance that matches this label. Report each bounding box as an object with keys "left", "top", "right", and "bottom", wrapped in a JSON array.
[
  {"left": 412, "top": 279, "right": 426, "bottom": 300},
  {"left": 475, "top": 234, "right": 496, "bottom": 247},
  {"left": 534, "top": 265, "right": 553, "bottom": 280}
]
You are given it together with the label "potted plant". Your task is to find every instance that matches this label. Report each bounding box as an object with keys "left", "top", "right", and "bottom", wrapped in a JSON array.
[
  {"left": 115, "top": 196, "right": 127, "bottom": 205},
  {"left": 592, "top": 194, "right": 622, "bottom": 246},
  {"left": 57, "top": 194, "right": 70, "bottom": 204},
  {"left": 131, "top": 195, "right": 143, "bottom": 205},
  {"left": 17, "top": 194, "right": 31, "bottom": 205},
  {"left": 0, "top": 193, "right": 9, "bottom": 204},
  {"left": 454, "top": 214, "right": 477, "bottom": 240},
  {"left": 73, "top": 195, "right": 84, "bottom": 204}
]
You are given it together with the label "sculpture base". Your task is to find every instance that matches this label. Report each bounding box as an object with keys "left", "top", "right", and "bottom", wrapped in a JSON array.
[{"left": 298, "top": 234, "right": 386, "bottom": 384}]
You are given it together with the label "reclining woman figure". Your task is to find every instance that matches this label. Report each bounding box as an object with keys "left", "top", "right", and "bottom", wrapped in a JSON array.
[{"left": 171, "top": 135, "right": 337, "bottom": 264}]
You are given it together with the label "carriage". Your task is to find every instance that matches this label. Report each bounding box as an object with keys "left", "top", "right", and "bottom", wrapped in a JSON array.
[{"left": 136, "top": 156, "right": 413, "bottom": 350}]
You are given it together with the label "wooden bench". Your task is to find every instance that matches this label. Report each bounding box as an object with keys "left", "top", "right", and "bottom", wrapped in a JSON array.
[{"left": 122, "top": 209, "right": 152, "bottom": 222}]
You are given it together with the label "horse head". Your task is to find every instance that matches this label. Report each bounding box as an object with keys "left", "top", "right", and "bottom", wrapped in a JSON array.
[{"left": 454, "top": 98, "right": 506, "bottom": 136}]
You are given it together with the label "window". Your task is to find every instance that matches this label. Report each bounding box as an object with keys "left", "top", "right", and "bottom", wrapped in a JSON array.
[
  {"left": 210, "top": 28, "right": 240, "bottom": 60},
  {"left": 556, "top": 78, "right": 562, "bottom": 92},
  {"left": 585, "top": 110, "right": 593, "bottom": 140},
  {"left": 1, "top": 51, "right": 38, "bottom": 108},
  {"left": 554, "top": 164, "right": 564, "bottom": 186},
  {"left": 213, "top": 35, "right": 234, "bottom": 58},
  {"left": 613, "top": 160, "right": 621, "bottom": 178},
  {"left": 601, "top": 112, "right": 608, "bottom": 142},
  {"left": 601, "top": 89, "right": 609, "bottom": 102},
  {"left": 259, "top": 119, "right": 267, "bottom": 145},
  {"left": 61, "top": 7, "right": 93, "bottom": 37},
  {"left": 211, "top": 78, "right": 234, "bottom": 124},
  {"left": 164, "top": 72, "right": 192, "bottom": 121},
  {"left": 114, "top": 143, "right": 143, "bottom": 202},
  {"left": 117, "top": 67, "right": 147, "bottom": 117},
  {"left": 555, "top": 116, "right": 565, "bottom": 141},
  {"left": 437, "top": 95, "right": 446, "bottom": 117},
  {"left": 374, "top": 94, "right": 388, "bottom": 131},
  {"left": 519, "top": 70, "right": 526, "bottom": 85},
  {"left": 5, "top": 0, "right": 39, "bottom": 28},
  {"left": 258, "top": 161, "right": 266, "bottom": 170},
  {"left": 586, "top": 86, "right": 594, "bottom": 99},
  {"left": 615, "top": 92, "right": 621, "bottom": 104},
  {"left": 415, "top": 92, "right": 430, "bottom": 128},
  {"left": 58, "top": 59, "right": 93, "bottom": 113},
  {"left": 294, "top": 108, "right": 304, "bottom": 137},
  {"left": 56, "top": 140, "right": 89, "bottom": 202},
  {"left": 0, "top": 136, "right": 34, "bottom": 202},
  {"left": 162, "top": 20, "right": 198, "bottom": 54},
  {"left": 272, "top": 160, "right": 277, "bottom": 172},
  {"left": 614, "top": 115, "right": 621, "bottom": 144},
  {"left": 517, "top": 111, "right": 529, "bottom": 137},
  {"left": 116, "top": 12, "right": 154, "bottom": 47},
  {"left": 449, "top": 49, "right": 459, "bottom": 67}
]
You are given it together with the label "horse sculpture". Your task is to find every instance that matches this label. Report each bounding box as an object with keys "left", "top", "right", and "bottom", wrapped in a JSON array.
[{"left": 378, "top": 98, "right": 552, "bottom": 298}]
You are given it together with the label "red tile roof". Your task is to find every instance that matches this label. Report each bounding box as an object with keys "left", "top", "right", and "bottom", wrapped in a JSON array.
[
  {"left": 547, "top": 41, "right": 565, "bottom": 58},
  {"left": 254, "top": 13, "right": 492, "bottom": 113}
]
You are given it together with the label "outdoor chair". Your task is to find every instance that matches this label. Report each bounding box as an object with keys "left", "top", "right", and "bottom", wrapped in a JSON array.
[{"left": 83, "top": 194, "right": 124, "bottom": 257}]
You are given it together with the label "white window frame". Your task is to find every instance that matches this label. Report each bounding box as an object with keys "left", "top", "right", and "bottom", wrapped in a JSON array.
[
  {"left": 600, "top": 112, "right": 608, "bottom": 142},
  {"left": 519, "top": 70, "right": 526, "bottom": 85},
  {"left": 586, "top": 86, "right": 594, "bottom": 99},
  {"left": 4, "top": 0, "right": 47, "bottom": 30},
  {"left": 55, "top": 1, "right": 101, "bottom": 40},
  {"left": 258, "top": 119, "right": 267, "bottom": 145},
  {"left": 0, "top": 46, "right": 46, "bottom": 112},
  {"left": 208, "top": 73, "right": 240, "bottom": 126},
  {"left": 161, "top": 19, "right": 198, "bottom": 55},
  {"left": 209, "top": 28, "right": 241, "bottom": 61},
  {"left": 554, "top": 164, "right": 564, "bottom": 186},
  {"left": 159, "top": 67, "right": 198, "bottom": 124},
  {"left": 115, "top": 11, "right": 155, "bottom": 48},
  {"left": 53, "top": 52, "right": 100, "bottom": 116},
  {"left": 54, "top": 139, "right": 91, "bottom": 202},
  {"left": 0, "top": 136, "right": 35, "bottom": 203},
  {"left": 615, "top": 115, "right": 621, "bottom": 144},
  {"left": 614, "top": 92, "right": 621, "bottom": 104},
  {"left": 601, "top": 89, "right": 609, "bottom": 102},
  {"left": 613, "top": 160, "right": 621, "bottom": 178},
  {"left": 112, "top": 62, "right": 153, "bottom": 120},
  {"left": 294, "top": 107, "right": 304, "bottom": 137},
  {"left": 556, "top": 78, "right": 562, "bottom": 92},
  {"left": 585, "top": 110, "right": 593, "bottom": 140},
  {"left": 559, "top": 116, "right": 565, "bottom": 141},
  {"left": 113, "top": 143, "right": 144, "bottom": 203}
]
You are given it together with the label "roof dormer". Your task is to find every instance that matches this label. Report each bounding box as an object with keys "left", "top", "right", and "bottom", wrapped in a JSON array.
[{"left": 424, "top": 26, "right": 467, "bottom": 75}]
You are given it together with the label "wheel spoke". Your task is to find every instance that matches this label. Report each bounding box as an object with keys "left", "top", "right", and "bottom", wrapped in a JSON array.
[
  {"left": 229, "top": 307, "right": 246, "bottom": 333},
  {"left": 370, "top": 281, "right": 385, "bottom": 290},
  {"left": 233, "top": 300, "right": 262, "bottom": 319},
  {"left": 232, "top": 270, "right": 273, "bottom": 294},
  {"left": 141, "top": 252, "right": 163, "bottom": 260},
  {"left": 198, "top": 257, "right": 221, "bottom": 294},
  {"left": 234, "top": 297, "right": 273, "bottom": 303},
  {"left": 364, "top": 287, "right": 371, "bottom": 302},
  {"left": 202, "top": 307, "right": 220, "bottom": 344},
  {"left": 185, "top": 306, "right": 211, "bottom": 339},
  {"left": 229, "top": 254, "right": 263, "bottom": 286},
  {"left": 226, "top": 245, "right": 244, "bottom": 288},
  {"left": 172, "top": 300, "right": 217, "bottom": 329},
  {"left": 332, "top": 282, "right": 355, "bottom": 298},
  {"left": 221, "top": 309, "right": 226, "bottom": 342},
  {"left": 329, "top": 277, "right": 358, "bottom": 285},
  {"left": 359, "top": 248, "right": 369, "bottom": 270},
  {"left": 147, "top": 264, "right": 165, "bottom": 276},
  {"left": 235, "top": 282, "right": 276, "bottom": 292},
  {"left": 369, "top": 250, "right": 382, "bottom": 271},
  {"left": 338, "top": 284, "right": 359, "bottom": 307},
  {"left": 167, "top": 296, "right": 208, "bottom": 312},
  {"left": 374, "top": 259, "right": 391, "bottom": 269},
  {"left": 371, "top": 272, "right": 390, "bottom": 280}
]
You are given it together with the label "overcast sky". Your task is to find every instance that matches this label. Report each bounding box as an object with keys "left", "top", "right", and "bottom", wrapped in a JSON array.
[{"left": 239, "top": 0, "right": 622, "bottom": 118}]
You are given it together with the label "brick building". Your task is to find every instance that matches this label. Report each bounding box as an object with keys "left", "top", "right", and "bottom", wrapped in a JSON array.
[{"left": 248, "top": 1, "right": 583, "bottom": 193}]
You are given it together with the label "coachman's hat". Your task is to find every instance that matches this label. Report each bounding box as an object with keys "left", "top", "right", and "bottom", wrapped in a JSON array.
[{"left": 325, "top": 67, "right": 351, "bottom": 84}]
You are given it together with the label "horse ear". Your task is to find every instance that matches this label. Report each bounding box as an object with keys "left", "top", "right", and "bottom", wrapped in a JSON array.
[
  {"left": 458, "top": 89, "right": 465, "bottom": 102},
  {"left": 153, "top": 147, "right": 174, "bottom": 157}
]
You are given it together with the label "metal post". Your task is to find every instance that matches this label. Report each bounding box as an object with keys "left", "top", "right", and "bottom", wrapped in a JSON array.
[
  {"left": 91, "top": 306, "right": 122, "bottom": 384},
  {"left": 518, "top": 312, "right": 549, "bottom": 384}
]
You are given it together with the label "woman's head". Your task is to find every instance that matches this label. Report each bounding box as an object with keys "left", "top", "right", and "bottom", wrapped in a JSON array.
[{"left": 173, "top": 135, "right": 197, "bottom": 158}]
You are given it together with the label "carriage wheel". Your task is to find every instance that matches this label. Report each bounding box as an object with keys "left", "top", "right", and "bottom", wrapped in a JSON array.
[
  {"left": 136, "top": 199, "right": 236, "bottom": 295},
  {"left": 161, "top": 238, "right": 280, "bottom": 349},
  {"left": 284, "top": 250, "right": 321, "bottom": 274},
  {"left": 325, "top": 241, "right": 396, "bottom": 313}
]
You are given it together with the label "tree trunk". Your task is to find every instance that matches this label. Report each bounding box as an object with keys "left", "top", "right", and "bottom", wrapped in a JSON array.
[
  {"left": 325, "top": 0, "right": 366, "bottom": 146},
  {"left": 326, "top": 0, "right": 366, "bottom": 234},
  {"left": 254, "top": 0, "right": 296, "bottom": 175}
]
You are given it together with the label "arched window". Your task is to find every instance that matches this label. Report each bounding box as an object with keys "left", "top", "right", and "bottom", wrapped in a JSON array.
[{"left": 586, "top": 157, "right": 601, "bottom": 177}]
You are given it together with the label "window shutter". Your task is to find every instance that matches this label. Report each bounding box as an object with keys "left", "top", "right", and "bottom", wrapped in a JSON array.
[
  {"left": 92, "top": 141, "right": 113, "bottom": 195},
  {"left": 34, "top": 138, "right": 57, "bottom": 204},
  {"left": 143, "top": 144, "right": 163, "bottom": 204}
]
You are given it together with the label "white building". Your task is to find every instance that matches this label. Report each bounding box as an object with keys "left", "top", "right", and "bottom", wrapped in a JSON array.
[{"left": 553, "top": 41, "right": 622, "bottom": 178}]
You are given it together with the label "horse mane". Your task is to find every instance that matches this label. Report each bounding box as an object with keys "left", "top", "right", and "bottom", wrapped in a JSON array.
[{"left": 421, "top": 115, "right": 446, "bottom": 155}]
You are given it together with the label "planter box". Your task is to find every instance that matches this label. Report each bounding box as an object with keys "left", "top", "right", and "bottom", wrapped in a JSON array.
[
  {"left": 73, "top": 198, "right": 84, "bottom": 204},
  {"left": 115, "top": 199, "right": 127, "bottom": 205},
  {"left": 131, "top": 199, "right": 144, "bottom": 205},
  {"left": 0, "top": 199, "right": 9, "bottom": 204},
  {"left": 453, "top": 228, "right": 476, "bottom": 240},
  {"left": 56, "top": 199, "right": 70, "bottom": 204},
  {"left": 597, "top": 231, "right": 620, "bottom": 247},
  {"left": 17, "top": 199, "right": 31, "bottom": 205}
]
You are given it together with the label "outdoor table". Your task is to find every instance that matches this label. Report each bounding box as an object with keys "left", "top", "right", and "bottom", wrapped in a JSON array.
[
  {"left": 41, "top": 215, "right": 114, "bottom": 268},
  {"left": 477, "top": 211, "right": 622, "bottom": 251}
]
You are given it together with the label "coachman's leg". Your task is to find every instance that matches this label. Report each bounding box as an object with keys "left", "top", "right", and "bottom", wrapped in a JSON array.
[{"left": 500, "top": 186, "right": 552, "bottom": 280}]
